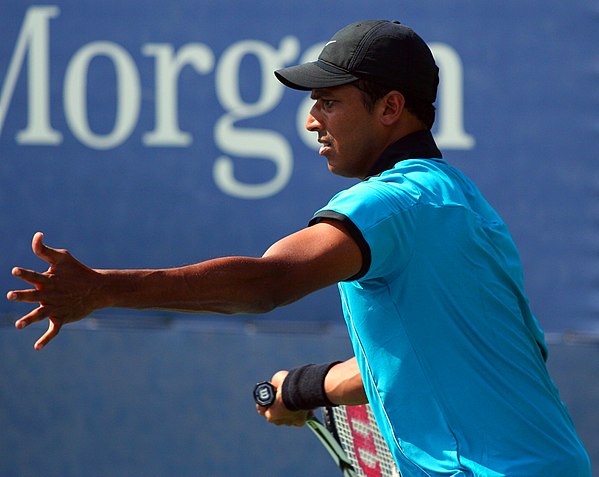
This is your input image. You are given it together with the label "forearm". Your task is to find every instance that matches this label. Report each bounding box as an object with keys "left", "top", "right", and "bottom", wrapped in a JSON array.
[
  {"left": 96, "top": 256, "right": 289, "bottom": 315},
  {"left": 324, "top": 357, "right": 367, "bottom": 405},
  {"left": 260, "top": 360, "right": 367, "bottom": 427},
  {"left": 281, "top": 357, "right": 367, "bottom": 411}
]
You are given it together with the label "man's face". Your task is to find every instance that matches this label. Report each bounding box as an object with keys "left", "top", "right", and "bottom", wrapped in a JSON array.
[{"left": 306, "top": 84, "right": 383, "bottom": 179}]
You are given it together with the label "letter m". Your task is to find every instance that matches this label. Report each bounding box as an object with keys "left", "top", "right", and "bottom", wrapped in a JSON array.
[{"left": 0, "top": 6, "right": 62, "bottom": 144}]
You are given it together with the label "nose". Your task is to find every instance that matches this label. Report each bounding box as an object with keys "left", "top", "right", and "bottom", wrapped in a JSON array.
[{"left": 305, "top": 108, "right": 322, "bottom": 132}]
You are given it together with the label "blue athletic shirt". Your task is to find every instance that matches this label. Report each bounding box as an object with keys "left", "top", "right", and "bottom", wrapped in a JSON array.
[{"left": 309, "top": 132, "right": 591, "bottom": 476}]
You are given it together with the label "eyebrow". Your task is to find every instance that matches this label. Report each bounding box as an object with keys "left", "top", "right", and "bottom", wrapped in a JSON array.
[{"left": 310, "top": 88, "right": 335, "bottom": 100}]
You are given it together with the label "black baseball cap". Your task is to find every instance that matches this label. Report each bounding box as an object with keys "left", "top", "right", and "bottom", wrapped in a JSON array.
[{"left": 275, "top": 20, "right": 438, "bottom": 104}]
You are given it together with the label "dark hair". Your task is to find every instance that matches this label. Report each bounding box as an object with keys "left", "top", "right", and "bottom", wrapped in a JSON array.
[{"left": 352, "top": 78, "right": 436, "bottom": 129}]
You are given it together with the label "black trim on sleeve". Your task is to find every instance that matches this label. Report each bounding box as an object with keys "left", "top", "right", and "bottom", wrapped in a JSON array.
[{"left": 309, "top": 211, "right": 371, "bottom": 281}]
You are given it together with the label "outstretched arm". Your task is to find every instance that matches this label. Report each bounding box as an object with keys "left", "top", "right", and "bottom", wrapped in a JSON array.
[{"left": 8, "top": 220, "right": 362, "bottom": 350}]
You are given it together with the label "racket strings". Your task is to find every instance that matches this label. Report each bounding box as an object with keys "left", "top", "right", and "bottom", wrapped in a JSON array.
[{"left": 326, "top": 405, "right": 401, "bottom": 477}]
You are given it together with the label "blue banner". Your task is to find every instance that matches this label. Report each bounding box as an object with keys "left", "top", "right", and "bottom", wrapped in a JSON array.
[{"left": 2, "top": 1, "right": 598, "bottom": 333}]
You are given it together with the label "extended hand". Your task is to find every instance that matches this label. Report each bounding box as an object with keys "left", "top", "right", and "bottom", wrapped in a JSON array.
[{"left": 7, "top": 232, "right": 102, "bottom": 350}]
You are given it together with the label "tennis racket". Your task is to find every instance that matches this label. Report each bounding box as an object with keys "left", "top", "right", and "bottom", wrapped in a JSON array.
[{"left": 253, "top": 382, "right": 401, "bottom": 477}]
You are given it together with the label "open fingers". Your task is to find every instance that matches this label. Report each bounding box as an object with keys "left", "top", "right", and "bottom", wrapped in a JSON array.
[
  {"left": 8, "top": 268, "right": 52, "bottom": 303},
  {"left": 34, "top": 318, "right": 62, "bottom": 351},
  {"left": 15, "top": 305, "right": 51, "bottom": 330},
  {"left": 11, "top": 267, "right": 51, "bottom": 288},
  {"left": 7, "top": 287, "right": 44, "bottom": 304}
]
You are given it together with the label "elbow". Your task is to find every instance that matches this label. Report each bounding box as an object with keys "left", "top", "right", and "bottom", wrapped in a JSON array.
[
  {"left": 219, "top": 259, "right": 307, "bottom": 315},
  {"left": 245, "top": 296, "right": 279, "bottom": 315},
  {"left": 247, "top": 290, "right": 292, "bottom": 314},
  {"left": 215, "top": 289, "right": 285, "bottom": 315},
  {"left": 244, "top": 281, "right": 301, "bottom": 315}
]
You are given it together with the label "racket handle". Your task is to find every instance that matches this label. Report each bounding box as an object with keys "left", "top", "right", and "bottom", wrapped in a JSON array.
[{"left": 253, "top": 381, "right": 276, "bottom": 407}]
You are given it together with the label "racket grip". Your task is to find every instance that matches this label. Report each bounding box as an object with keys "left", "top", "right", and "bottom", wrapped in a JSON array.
[{"left": 253, "top": 381, "right": 276, "bottom": 407}]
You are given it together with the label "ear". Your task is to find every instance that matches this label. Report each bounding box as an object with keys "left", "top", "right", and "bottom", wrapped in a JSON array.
[{"left": 378, "top": 91, "right": 405, "bottom": 126}]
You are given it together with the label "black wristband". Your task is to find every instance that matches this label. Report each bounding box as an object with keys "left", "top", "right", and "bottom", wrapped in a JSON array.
[{"left": 281, "top": 361, "right": 341, "bottom": 411}]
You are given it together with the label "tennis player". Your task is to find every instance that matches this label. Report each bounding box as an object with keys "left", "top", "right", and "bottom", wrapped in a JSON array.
[{"left": 8, "top": 20, "right": 591, "bottom": 476}]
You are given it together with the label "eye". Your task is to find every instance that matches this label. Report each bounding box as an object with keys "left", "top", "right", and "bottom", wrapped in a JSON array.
[{"left": 323, "top": 99, "right": 335, "bottom": 110}]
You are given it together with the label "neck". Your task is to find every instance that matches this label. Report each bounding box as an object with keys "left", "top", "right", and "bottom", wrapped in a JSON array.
[{"left": 365, "top": 130, "right": 442, "bottom": 178}]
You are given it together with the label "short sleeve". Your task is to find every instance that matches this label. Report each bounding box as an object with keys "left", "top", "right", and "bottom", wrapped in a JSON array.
[{"left": 310, "top": 178, "right": 419, "bottom": 281}]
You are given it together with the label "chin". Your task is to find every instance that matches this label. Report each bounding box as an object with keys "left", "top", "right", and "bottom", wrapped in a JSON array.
[{"left": 328, "top": 165, "right": 354, "bottom": 178}]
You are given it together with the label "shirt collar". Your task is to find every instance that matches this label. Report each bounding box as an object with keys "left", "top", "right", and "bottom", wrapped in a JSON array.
[{"left": 366, "top": 129, "right": 443, "bottom": 178}]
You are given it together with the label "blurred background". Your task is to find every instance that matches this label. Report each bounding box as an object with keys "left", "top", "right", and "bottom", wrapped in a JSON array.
[{"left": 1, "top": 1, "right": 597, "bottom": 475}]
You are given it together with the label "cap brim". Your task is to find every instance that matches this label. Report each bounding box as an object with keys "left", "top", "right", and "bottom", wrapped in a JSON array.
[{"left": 275, "top": 60, "right": 358, "bottom": 91}]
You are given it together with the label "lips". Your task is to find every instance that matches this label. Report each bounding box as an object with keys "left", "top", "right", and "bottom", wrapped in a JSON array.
[
  {"left": 319, "top": 145, "right": 331, "bottom": 156},
  {"left": 318, "top": 136, "right": 332, "bottom": 155}
]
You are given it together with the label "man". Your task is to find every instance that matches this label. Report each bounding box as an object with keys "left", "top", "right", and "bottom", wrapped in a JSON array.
[{"left": 8, "top": 20, "right": 591, "bottom": 476}]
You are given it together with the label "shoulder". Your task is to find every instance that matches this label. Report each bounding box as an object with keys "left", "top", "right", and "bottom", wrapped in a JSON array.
[
  {"left": 312, "top": 159, "right": 461, "bottom": 229},
  {"left": 336, "top": 159, "right": 448, "bottom": 209}
]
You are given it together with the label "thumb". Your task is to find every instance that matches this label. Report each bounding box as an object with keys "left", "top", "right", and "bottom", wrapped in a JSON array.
[
  {"left": 271, "top": 370, "right": 289, "bottom": 388},
  {"left": 32, "top": 232, "right": 62, "bottom": 265}
]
